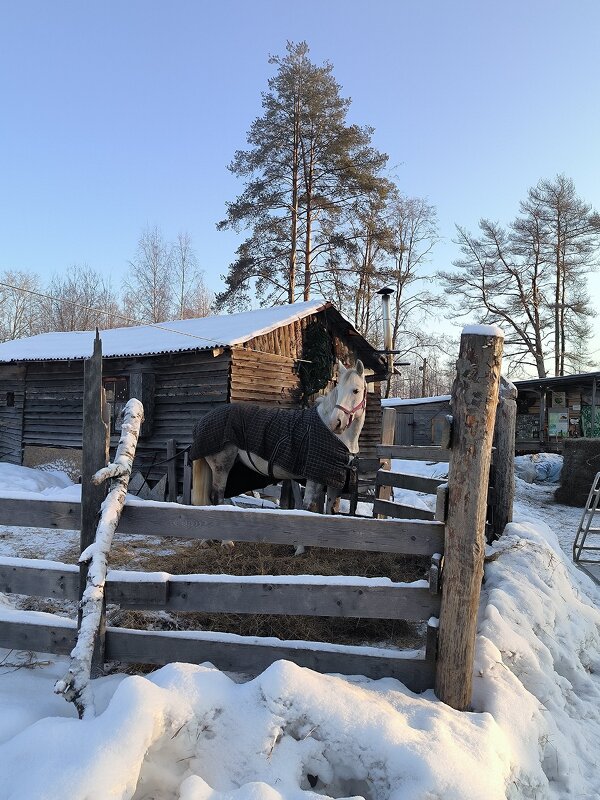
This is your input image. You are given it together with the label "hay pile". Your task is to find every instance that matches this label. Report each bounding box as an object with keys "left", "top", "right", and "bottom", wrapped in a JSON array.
[{"left": 554, "top": 438, "right": 600, "bottom": 507}]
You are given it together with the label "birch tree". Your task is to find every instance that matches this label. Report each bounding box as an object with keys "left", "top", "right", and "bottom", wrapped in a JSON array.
[
  {"left": 122, "top": 226, "right": 174, "bottom": 323},
  {"left": 172, "top": 231, "right": 213, "bottom": 319}
]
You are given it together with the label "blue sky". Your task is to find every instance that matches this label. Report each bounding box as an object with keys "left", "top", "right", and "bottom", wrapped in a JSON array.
[{"left": 1, "top": 0, "right": 599, "bottom": 345}]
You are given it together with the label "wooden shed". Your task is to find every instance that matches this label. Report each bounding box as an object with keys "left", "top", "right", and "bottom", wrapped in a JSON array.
[
  {"left": 514, "top": 372, "right": 600, "bottom": 454},
  {"left": 381, "top": 395, "right": 452, "bottom": 447},
  {"left": 0, "top": 301, "right": 386, "bottom": 490}
]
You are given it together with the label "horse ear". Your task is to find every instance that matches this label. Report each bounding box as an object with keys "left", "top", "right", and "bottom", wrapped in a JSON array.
[
  {"left": 337, "top": 359, "right": 347, "bottom": 376},
  {"left": 355, "top": 359, "right": 364, "bottom": 377}
]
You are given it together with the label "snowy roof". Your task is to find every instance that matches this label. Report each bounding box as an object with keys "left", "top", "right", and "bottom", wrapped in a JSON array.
[
  {"left": 382, "top": 394, "right": 451, "bottom": 407},
  {"left": 0, "top": 300, "right": 345, "bottom": 363}
]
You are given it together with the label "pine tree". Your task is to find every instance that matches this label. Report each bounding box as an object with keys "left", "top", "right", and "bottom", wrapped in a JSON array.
[{"left": 216, "top": 41, "right": 389, "bottom": 308}]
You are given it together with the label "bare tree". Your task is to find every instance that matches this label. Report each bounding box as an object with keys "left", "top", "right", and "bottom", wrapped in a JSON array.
[
  {"left": 388, "top": 335, "right": 456, "bottom": 398},
  {"left": 523, "top": 175, "right": 600, "bottom": 375},
  {"left": 39, "top": 265, "right": 122, "bottom": 332},
  {"left": 0, "top": 270, "right": 43, "bottom": 341},
  {"left": 441, "top": 176, "right": 600, "bottom": 378},
  {"left": 122, "top": 226, "right": 174, "bottom": 323},
  {"left": 172, "top": 232, "right": 213, "bottom": 319},
  {"left": 383, "top": 194, "right": 440, "bottom": 350}
]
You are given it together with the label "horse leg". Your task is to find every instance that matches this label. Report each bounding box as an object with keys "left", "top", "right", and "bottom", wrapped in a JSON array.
[
  {"left": 204, "top": 445, "right": 237, "bottom": 505},
  {"left": 294, "top": 480, "right": 326, "bottom": 556},
  {"left": 325, "top": 485, "right": 342, "bottom": 515},
  {"left": 205, "top": 445, "right": 238, "bottom": 549}
]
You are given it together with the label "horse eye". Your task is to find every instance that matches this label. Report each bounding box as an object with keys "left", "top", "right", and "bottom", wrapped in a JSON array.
[{"left": 353, "top": 388, "right": 359, "bottom": 394}]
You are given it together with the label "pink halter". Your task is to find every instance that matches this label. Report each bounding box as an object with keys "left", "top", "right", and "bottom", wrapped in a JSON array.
[{"left": 335, "top": 387, "right": 367, "bottom": 427}]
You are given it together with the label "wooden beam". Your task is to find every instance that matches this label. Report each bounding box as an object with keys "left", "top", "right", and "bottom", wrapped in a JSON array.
[
  {"left": 0, "top": 561, "right": 440, "bottom": 621},
  {"left": 372, "top": 498, "right": 435, "bottom": 521},
  {"left": 0, "top": 498, "right": 445, "bottom": 555},
  {"left": 375, "top": 470, "right": 446, "bottom": 494},
  {"left": 377, "top": 445, "right": 451, "bottom": 462},
  {"left": 104, "top": 627, "right": 436, "bottom": 691}
]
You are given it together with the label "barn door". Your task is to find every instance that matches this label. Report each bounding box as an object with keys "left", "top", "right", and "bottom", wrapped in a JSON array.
[{"left": 395, "top": 411, "right": 414, "bottom": 445}]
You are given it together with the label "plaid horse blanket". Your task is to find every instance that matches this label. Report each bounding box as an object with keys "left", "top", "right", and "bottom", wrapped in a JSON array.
[{"left": 190, "top": 404, "right": 352, "bottom": 489}]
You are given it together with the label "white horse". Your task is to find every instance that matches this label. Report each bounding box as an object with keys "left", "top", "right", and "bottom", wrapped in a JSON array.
[{"left": 190, "top": 360, "right": 367, "bottom": 550}]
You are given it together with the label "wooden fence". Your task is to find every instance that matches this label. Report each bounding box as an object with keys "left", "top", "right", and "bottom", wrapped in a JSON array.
[{"left": 0, "top": 327, "right": 512, "bottom": 711}]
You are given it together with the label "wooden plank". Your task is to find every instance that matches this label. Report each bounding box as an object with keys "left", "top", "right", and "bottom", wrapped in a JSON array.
[
  {"left": 0, "top": 617, "right": 76, "bottom": 655},
  {"left": 373, "top": 498, "right": 435, "bottom": 521},
  {"left": 434, "top": 483, "right": 449, "bottom": 523},
  {"left": 0, "top": 559, "right": 440, "bottom": 621},
  {"left": 377, "top": 445, "right": 451, "bottom": 462},
  {"left": 0, "top": 498, "right": 445, "bottom": 555},
  {"left": 0, "top": 561, "right": 79, "bottom": 599},
  {"left": 376, "top": 470, "right": 446, "bottom": 494},
  {"left": 104, "top": 627, "right": 435, "bottom": 690}
]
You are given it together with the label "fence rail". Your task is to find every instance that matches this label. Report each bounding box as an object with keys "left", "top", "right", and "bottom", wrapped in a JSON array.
[
  {"left": 0, "top": 498, "right": 445, "bottom": 555},
  {"left": 0, "top": 612, "right": 436, "bottom": 690},
  {"left": 0, "top": 557, "right": 441, "bottom": 621}
]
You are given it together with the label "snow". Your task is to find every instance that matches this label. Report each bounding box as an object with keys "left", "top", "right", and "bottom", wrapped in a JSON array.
[
  {"left": 461, "top": 323, "right": 505, "bottom": 338},
  {"left": 381, "top": 395, "right": 451, "bottom": 407},
  {"left": 0, "top": 461, "right": 599, "bottom": 799},
  {"left": 0, "top": 300, "right": 329, "bottom": 362}
]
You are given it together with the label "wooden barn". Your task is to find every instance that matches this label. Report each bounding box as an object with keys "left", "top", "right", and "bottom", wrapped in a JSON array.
[
  {"left": 514, "top": 372, "right": 600, "bottom": 453},
  {"left": 0, "top": 300, "right": 387, "bottom": 492},
  {"left": 381, "top": 395, "right": 452, "bottom": 447}
]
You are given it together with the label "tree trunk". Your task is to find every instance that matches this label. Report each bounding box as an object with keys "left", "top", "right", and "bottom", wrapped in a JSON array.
[{"left": 55, "top": 398, "right": 144, "bottom": 719}]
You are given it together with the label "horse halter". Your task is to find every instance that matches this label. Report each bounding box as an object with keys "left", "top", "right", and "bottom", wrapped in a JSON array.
[{"left": 335, "top": 386, "right": 367, "bottom": 428}]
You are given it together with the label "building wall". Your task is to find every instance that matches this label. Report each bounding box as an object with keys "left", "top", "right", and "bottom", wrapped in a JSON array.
[
  {"left": 392, "top": 399, "right": 452, "bottom": 447},
  {"left": 0, "top": 364, "right": 26, "bottom": 465}
]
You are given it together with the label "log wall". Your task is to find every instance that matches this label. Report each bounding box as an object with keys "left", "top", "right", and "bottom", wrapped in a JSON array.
[{"left": 0, "top": 365, "right": 26, "bottom": 464}]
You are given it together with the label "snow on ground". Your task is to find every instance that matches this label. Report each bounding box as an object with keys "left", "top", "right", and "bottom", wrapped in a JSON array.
[{"left": 0, "top": 461, "right": 599, "bottom": 798}]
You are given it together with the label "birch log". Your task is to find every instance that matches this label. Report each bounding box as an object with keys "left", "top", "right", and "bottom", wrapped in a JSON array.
[{"left": 55, "top": 398, "right": 144, "bottom": 719}]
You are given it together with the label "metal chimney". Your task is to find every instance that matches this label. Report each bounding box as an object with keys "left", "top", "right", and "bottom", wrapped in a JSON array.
[{"left": 376, "top": 286, "right": 394, "bottom": 375}]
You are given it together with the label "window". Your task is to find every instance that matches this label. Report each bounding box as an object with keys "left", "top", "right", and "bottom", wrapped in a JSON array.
[{"left": 103, "top": 377, "right": 129, "bottom": 433}]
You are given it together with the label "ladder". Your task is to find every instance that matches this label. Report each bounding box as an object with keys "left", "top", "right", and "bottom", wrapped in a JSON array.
[{"left": 573, "top": 471, "right": 600, "bottom": 563}]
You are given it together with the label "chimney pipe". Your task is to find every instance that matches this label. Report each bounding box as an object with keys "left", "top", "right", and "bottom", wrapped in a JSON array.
[{"left": 377, "top": 286, "right": 394, "bottom": 375}]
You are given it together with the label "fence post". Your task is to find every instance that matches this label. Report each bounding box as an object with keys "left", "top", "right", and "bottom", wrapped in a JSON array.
[
  {"left": 80, "top": 331, "right": 109, "bottom": 675},
  {"left": 490, "top": 377, "right": 516, "bottom": 539},
  {"left": 375, "top": 407, "right": 396, "bottom": 516},
  {"left": 167, "top": 439, "right": 178, "bottom": 502},
  {"left": 435, "top": 326, "right": 503, "bottom": 710}
]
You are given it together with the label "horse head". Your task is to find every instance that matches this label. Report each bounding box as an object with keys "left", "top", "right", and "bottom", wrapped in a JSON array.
[{"left": 323, "top": 360, "right": 367, "bottom": 438}]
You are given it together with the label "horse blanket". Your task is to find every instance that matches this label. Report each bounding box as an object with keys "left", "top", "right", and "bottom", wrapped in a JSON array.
[{"left": 190, "top": 403, "right": 352, "bottom": 489}]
